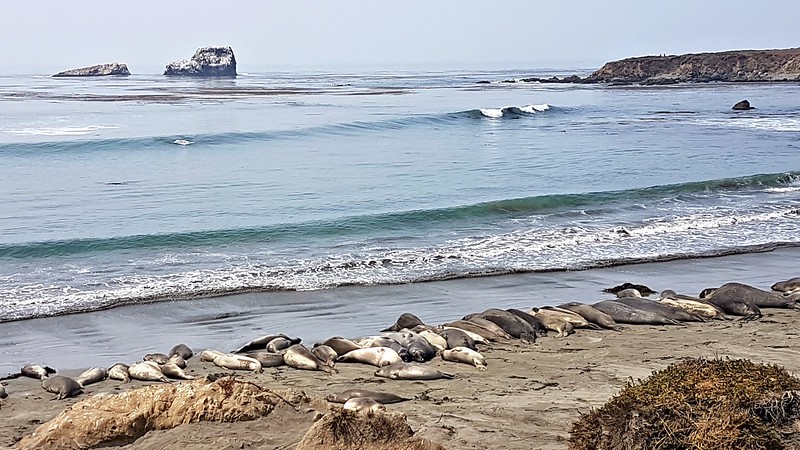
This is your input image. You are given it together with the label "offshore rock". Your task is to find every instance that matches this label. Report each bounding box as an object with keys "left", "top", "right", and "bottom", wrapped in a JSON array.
[
  {"left": 52, "top": 63, "right": 130, "bottom": 77},
  {"left": 164, "top": 46, "right": 237, "bottom": 77},
  {"left": 732, "top": 99, "right": 754, "bottom": 110}
]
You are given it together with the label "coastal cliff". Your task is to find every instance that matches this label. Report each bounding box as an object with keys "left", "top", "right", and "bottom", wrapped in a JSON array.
[{"left": 587, "top": 48, "right": 800, "bottom": 85}]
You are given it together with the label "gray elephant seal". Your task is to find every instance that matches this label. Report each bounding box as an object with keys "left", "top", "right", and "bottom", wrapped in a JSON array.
[
  {"left": 417, "top": 329, "right": 448, "bottom": 351},
  {"left": 615, "top": 288, "right": 642, "bottom": 298},
  {"left": 381, "top": 313, "right": 426, "bottom": 332},
  {"left": 241, "top": 350, "right": 286, "bottom": 368},
  {"left": 326, "top": 389, "right": 409, "bottom": 404},
  {"left": 284, "top": 344, "right": 335, "bottom": 374},
  {"left": 356, "top": 336, "right": 410, "bottom": 361},
  {"left": 437, "top": 328, "right": 476, "bottom": 350},
  {"left": 603, "top": 283, "right": 657, "bottom": 296},
  {"left": 592, "top": 300, "right": 682, "bottom": 325},
  {"left": 168, "top": 354, "right": 187, "bottom": 369},
  {"left": 267, "top": 336, "right": 302, "bottom": 353},
  {"left": 506, "top": 308, "right": 549, "bottom": 337},
  {"left": 699, "top": 285, "right": 763, "bottom": 320},
  {"left": 42, "top": 376, "right": 83, "bottom": 400},
  {"left": 337, "top": 347, "right": 402, "bottom": 367},
  {"left": 75, "top": 367, "right": 108, "bottom": 387},
  {"left": 169, "top": 344, "right": 194, "bottom": 360},
  {"left": 129, "top": 361, "right": 170, "bottom": 382},
  {"left": 441, "top": 320, "right": 501, "bottom": 341},
  {"left": 0, "top": 383, "right": 7, "bottom": 399},
  {"left": 541, "top": 307, "right": 601, "bottom": 329},
  {"left": 613, "top": 296, "right": 705, "bottom": 322},
  {"left": 374, "top": 362, "right": 454, "bottom": 381},
  {"left": 343, "top": 397, "right": 386, "bottom": 414},
  {"left": 705, "top": 283, "right": 797, "bottom": 309},
  {"left": 441, "top": 347, "right": 487, "bottom": 370},
  {"left": 108, "top": 363, "right": 130, "bottom": 383},
  {"left": 143, "top": 353, "right": 170, "bottom": 365},
  {"left": 527, "top": 309, "right": 574, "bottom": 337},
  {"left": 659, "top": 290, "right": 730, "bottom": 320},
  {"left": 311, "top": 344, "right": 338, "bottom": 368},
  {"left": 557, "top": 302, "right": 620, "bottom": 330},
  {"left": 772, "top": 277, "right": 800, "bottom": 293},
  {"left": 233, "top": 334, "right": 291, "bottom": 353},
  {"left": 463, "top": 316, "right": 514, "bottom": 340},
  {"left": 381, "top": 331, "right": 436, "bottom": 362},
  {"left": 212, "top": 353, "right": 263, "bottom": 373},
  {"left": 21, "top": 363, "right": 56, "bottom": 380},
  {"left": 161, "top": 362, "right": 196, "bottom": 380},
  {"left": 470, "top": 309, "right": 537, "bottom": 342},
  {"left": 323, "top": 337, "right": 364, "bottom": 356}
]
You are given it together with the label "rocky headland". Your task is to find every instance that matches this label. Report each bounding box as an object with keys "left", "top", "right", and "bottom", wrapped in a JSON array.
[
  {"left": 52, "top": 63, "right": 130, "bottom": 77},
  {"left": 514, "top": 48, "right": 800, "bottom": 85},
  {"left": 164, "top": 46, "right": 237, "bottom": 77}
]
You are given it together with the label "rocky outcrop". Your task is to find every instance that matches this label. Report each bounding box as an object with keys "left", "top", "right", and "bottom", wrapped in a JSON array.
[
  {"left": 164, "top": 46, "right": 237, "bottom": 77},
  {"left": 587, "top": 48, "right": 800, "bottom": 84},
  {"left": 732, "top": 100, "right": 754, "bottom": 110},
  {"left": 52, "top": 63, "right": 130, "bottom": 77}
]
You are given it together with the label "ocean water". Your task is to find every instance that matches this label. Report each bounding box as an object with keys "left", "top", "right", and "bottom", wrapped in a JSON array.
[{"left": 1, "top": 69, "right": 799, "bottom": 324}]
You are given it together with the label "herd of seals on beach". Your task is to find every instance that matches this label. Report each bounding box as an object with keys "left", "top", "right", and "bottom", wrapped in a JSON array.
[{"left": 1, "top": 277, "right": 798, "bottom": 416}]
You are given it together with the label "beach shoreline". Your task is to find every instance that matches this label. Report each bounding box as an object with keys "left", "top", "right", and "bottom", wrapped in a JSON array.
[{"left": 1, "top": 248, "right": 799, "bottom": 448}]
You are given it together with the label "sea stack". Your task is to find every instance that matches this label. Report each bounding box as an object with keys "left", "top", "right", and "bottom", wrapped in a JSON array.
[
  {"left": 164, "top": 46, "right": 237, "bottom": 77},
  {"left": 52, "top": 63, "right": 130, "bottom": 77}
]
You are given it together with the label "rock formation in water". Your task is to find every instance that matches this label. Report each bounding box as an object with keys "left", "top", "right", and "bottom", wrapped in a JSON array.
[
  {"left": 164, "top": 46, "right": 237, "bottom": 77},
  {"left": 52, "top": 63, "right": 130, "bottom": 77},
  {"left": 732, "top": 99, "right": 754, "bottom": 110}
]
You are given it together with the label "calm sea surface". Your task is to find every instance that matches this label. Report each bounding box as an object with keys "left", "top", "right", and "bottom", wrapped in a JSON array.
[{"left": 1, "top": 69, "right": 799, "bottom": 322}]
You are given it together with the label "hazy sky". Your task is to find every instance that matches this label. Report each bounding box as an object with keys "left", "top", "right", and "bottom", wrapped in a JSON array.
[{"left": 4, "top": 1, "right": 799, "bottom": 73}]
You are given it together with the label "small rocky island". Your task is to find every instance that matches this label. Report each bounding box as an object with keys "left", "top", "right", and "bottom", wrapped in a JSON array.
[
  {"left": 52, "top": 63, "right": 130, "bottom": 77},
  {"left": 518, "top": 48, "right": 800, "bottom": 85},
  {"left": 164, "top": 46, "right": 237, "bottom": 77}
]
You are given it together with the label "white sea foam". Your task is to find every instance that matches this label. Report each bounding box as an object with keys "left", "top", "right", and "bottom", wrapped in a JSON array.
[
  {"left": 4, "top": 125, "right": 118, "bottom": 136},
  {"left": 519, "top": 103, "right": 550, "bottom": 113},
  {"left": 694, "top": 117, "right": 800, "bottom": 132},
  {"left": 479, "top": 108, "right": 503, "bottom": 118},
  {"left": 172, "top": 139, "right": 193, "bottom": 146}
]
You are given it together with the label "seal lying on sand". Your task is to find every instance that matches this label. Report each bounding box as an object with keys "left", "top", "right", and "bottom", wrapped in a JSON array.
[
  {"left": 212, "top": 353, "right": 263, "bottom": 373},
  {"left": 468, "top": 309, "right": 537, "bottom": 342},
  {"left": 506, "top": 308, "right": 549, "bottom": 337},
  {"left": 41, "top": 375, "right": 83, "bottom": 400},
  {"left": 438, "top": 326, "right": 490, "bottom": 345},
  {"left": 541, "top": 307, "right": 601, "bottom": 329},
  {"left": 374, "top": 362, "right": 454, "bottom": 381},
  {"left": 322, "top": 337, "right": 363, "bottom": 356},
  {"left": 463, "top": 316, "right": 514, "bottom": 340},
  {"left": 772, "top": 277, "right": 800, "bottom": 294},
  {"left": 381, "top": 313, "right": 426, "bottom": 332},
  {"left": 437, "top": 328, "right": 477, "bottom": 350},
  {"left": 326, "top": 389, "right": 410, "bottom": 404},
  {"left": 108, "top": 363, "right": 130, "bottom": 383},
  {"left": 527, "top": 309, "right": 574, "bottom": 337},
  {"left": 129, "top": 361, "right": 170, "bottom": 382},
  {"left": 441, "top": 347, "right": 487, "bottom": 370},
  {"left": 169, "top": 344, "right": 194, "bottom": 360},
  {"left": 21, "top": 364, "right": 56, "bottom": 380},
  {"left": 143, "top": 353, "right": 170, "bottom": 365},
  {"left": 592, "top": 300, "right": 682, "bottom": 325},
  {"left": 337, "top": 347, "right": 402, "bottom": 367},
  {"left": 75, "top": 367, "right": 108, "bottom": 387},
  {"left": 557, "top": 302, "right": 620, "bottom": 330},
  {"left": 659, "top": 290, "right": 730, "bottom": 320},
  {"left": 613, "top": 296, "right": 705, "bottom": 322},
  {"left": 311, "top": 345, "right": 338, "bottom": 368},
  {"left": 161, "top": 362, "right": 195, "bottom": 380},
  {"left": 240, "top": 350, "right": 286, "bottom": 368},
  {"left": 603, "top": 283, "right": 657, "bottom": 296},
  {"left": 702, "top": 283, "right": 798, "bottom": 309},
  {"left": 283, "top": 344, "right": 335, "bottom": 374},
  {"left": 233, "top": 334, "right": 299, "bottom": 353},
  {"left": 381, "top": 331, "right": 437, "bottom": 362},
  {"left": 442, "top": 320, "right": 505, "bottom": 341}
]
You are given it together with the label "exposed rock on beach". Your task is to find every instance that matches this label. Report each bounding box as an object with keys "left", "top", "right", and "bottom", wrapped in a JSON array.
[
  {"left": 164, "top": 46, "right": 237, "bottom": 77},
  {"left": 52, "top": 63, "right": 130, "bottom": 77}
]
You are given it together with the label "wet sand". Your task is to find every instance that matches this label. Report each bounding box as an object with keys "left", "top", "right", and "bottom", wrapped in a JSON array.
[{"left": 1, "top": 248, "right": 799, "bottom": 449}]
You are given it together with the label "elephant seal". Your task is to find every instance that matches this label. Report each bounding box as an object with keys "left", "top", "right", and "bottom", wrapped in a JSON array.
[
  {"left": 323, "top": 337, "right": 363, "bottom": 356},
  {"left": 343, "top": 397, "right": 386, "bottom": 415},
  {"left": 592, "top": 300, "right": 681, "bottom": 325},
  {"left": 614, "top": 296, "right": 705, "bottom": 322},
  {"left": 75, "top": 367, "right": 108, "bottom": 387},
  {"left": 241, "top": 350, "right": 286, "bottom": 368},
  {"left": 233, "top": 334, "right": 291, "bottom": 353},
  {"left": 199, "top": 349, "right": 226, "bottom": 362},
  {"left": 355, "top": 336, "right": 410, "bottom": 361},
  {"left": 470, "top": 309, "right": 537, "bottom": 342},
  {"left": 283, "top": 344, "right": 335, "bottom": 374},
  {"left": 441, "top": 347, "right": 487, "bottom": 371},
  {"left": 381, "top": 313, "right": 426, "bottom": 332},
  {"left": 169, "top": 344, "right": 194, "bottom": 360},
  {"left": 326, "top": 389, "right": 409, "bottom": 405},
  {"left": 21, "top": 363, "right": 56, "bottom": 380},
  {"left": 541, "top": 307, "right": 601, "bottom": 329},
  {"left": 143, "top": 353, "right": 170, "bottom": 365},
  {"left": 212, "top": 353, "right": 263, "bottom": 373},
  {"left": 129, "top": 361, "right": 170, "bottom": 382},
  {"left": 381, "top": 331, "right": 436, "bottom": 362},
  {"left": 311, "top": 344, "right": 338, "bottom": 368},
  {"left": 463, "top": 316, "right": 514, "bottom": 340},
  {"left": 374, "top": 362, "right": 454, "bottom": 381},
  {"left": 527, "top": 309, "right": 574, "bottom": 337},
  {"left": 337, "top": 347, "right": 402, "bottom": 367},
  {"left": 0, "top": 383, "right": 7, "bottom": 399},
  {"left": 704, "top": 282, "right": 798, "bottom": 309},
  {"left": 267, "top": 336, "right": 302, "bottom": 353},
  {"left": 161, "top": 362, "right": 196, "bottom": 380},
  {"left": 506, "top": 308, "right": 549, "bottom": 337},
  {"left": 447, "top": 319, "right": 508, "bottom": 341},
  {"left": 557, "top": 302, "right": 620, "bottom": 330},
  {"left": 417, "top": 330, "right": 447, "bottom": 351},
  {"left": 615, "top": 288, "right": 642, "bottom": 298},
  {"left": 603, "top": 283, "right": 657, "bottom": 296},
  {"left": 108, "top": 363, "right": 130, "bottom": 383},
  {"left": 659, "top": 290, "right": 730, "bottom": 320},
  {"left": 168, "top": 354, "right": 187, "bottom": 369},
  {"left": 438, "top": 326, "right": 489, "bottom": 346},
  {"left": 772, "top": 277, "right": 800, "bottom": 293},
  {"left": 41, "top": 376, "right": 83, "bottom": 400},
  {"left": 437, "top": 328, "right": 476, "bottom": 350}
]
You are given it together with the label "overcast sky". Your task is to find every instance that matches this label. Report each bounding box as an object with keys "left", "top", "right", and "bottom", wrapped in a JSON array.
[{"left": 4, "top": 1, "right": 799, "bottom": 73}]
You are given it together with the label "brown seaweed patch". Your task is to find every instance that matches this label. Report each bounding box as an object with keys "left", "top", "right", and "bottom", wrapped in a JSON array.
[{"left": 569, "top": 358, "right": 800, "bottom": 450}]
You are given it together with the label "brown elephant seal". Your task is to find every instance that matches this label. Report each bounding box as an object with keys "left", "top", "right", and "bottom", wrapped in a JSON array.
[
  {"left": 241, "top": 350, "right": 286, "bottom": 367},
  {"left": 557, "top": 302, "right": 620, "bottom": 330},
  {"left": 41, "top": 376, "right": 83, "bottom": 400},
  {"left": 143, "top": 353, "right": 170, "bottom": 365},
  {"left": 772, "top": 277, "right": 800, "bottom": 293},
  {"left": 541, "top": 306, "right": 602, "bottom": 329},
  {"left": 615, "top": 288, "right": 642, "bottom": 298},
  {"left": 161, "top": 362, "right": 196, "bottom": 380},
  {"left": 527, "top": 309, "right": 574, "bottom": 337},
  {"left": 343, "top": 397, "right": 386, "bottom": 415},
  {"left": 436, "top": 328, "right": 476, "bottom": 350},
  {"left": 441, "top": 320, "right": 501, "bottom": 341},
  {"left": 603, "top": 283, "right": 656, "bottom": 296},
  {"left": 704, "top": 282, "right": 798, "bottom": 309},
  {"left": 592, "top": 300, "right": 682, "bottom": 325},
  {"left": 108, "top": 363, "right": 130, "bottom": 383},
  {"left": 169, "top": 343, "right": 194, "bottom": 360},
  {"left": 283, "top": 344, "right": 335, "bottom": 373},
  {"left": 199, "top": 349, "right": 226, "bottom": 362},
  {"left": 233, "top": 334, "right": 291, "bottom": 353},
  {"left": 374, "top": 362, "right": 454, "bottom": 381},
  {"left": 355, "top": 336, "right": 410, "bottom": 361},
  {"left": 75, "top": 367, "right": 108, "bottom": 387},
  {"left": 441, "top": 347, "right": 487, "bottom": 370},
  {"left": 417, "top": 330, "right": 447, "bottom": 351},
  {"left": 168, "top": 354, "right": 187, "bottom": 369},
  {"left": 437, "top": 326, "right": 490, "bottom": 346},
  {"left": 381, "top": 313, "right": 426, "bottom": 332},
  {"left": 323, "top": 337, "right": 364, "bottom": 356},
  {"left": 311, "top": 344, "right": 338, "bottom": 368},
  {"left": 337, "top": 347, "right": 402, "bottom": 367},
  {"left": 212, "top": 353, "right": 263, "bottom": 373},
  {"left": 463, "top": 316, "right": 514, "bottom": 340},
  {"left": 326, "top": 389, "right": 410, "bottom": 404},
  {"left": 506, "top": 308, "right": 549, "bottom": 337},
  {"left": 267, "top": 336, "right": 301, "bottom": 353},
  {"left": 381, "top": 331, "right": 437, "bottom": 362},
  {"left": 659, "top": 290, "right": 730, "bottom": 320},
  {"left": 469, "top": 309, "right": 537, "bottom": 342},
  {"left": 21, "top": 363, "right": 56, "bottom": 380},
  {"left": 129, "top": 361, "right": 170, "bottom": 382},
  {"left": 0, "top": 383, "right": 7, "bottom": 399},
  {"left": 613, "top": 296, "right": 705, "bottom": 322}
]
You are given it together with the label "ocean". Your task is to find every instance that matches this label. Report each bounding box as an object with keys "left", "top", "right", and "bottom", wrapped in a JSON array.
[{"left": 1, "top": 69, "right": 799, "bottom": 371}]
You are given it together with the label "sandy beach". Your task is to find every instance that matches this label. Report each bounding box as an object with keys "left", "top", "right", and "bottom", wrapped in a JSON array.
[{"left": 1, "top": 248, "right": 799, "bottom": 449}]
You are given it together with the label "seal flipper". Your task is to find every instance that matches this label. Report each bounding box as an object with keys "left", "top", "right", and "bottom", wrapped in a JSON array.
[{"left": 439, "top": 371, "right": 455, "bottom": 380}]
